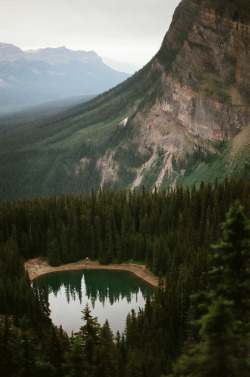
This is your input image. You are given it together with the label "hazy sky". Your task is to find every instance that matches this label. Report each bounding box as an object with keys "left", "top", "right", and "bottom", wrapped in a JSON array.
[{"left": 1, "top": 0, "right": 181, "bottom": 67}]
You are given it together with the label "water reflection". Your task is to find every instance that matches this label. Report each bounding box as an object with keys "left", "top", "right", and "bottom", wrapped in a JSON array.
[{"left": 33, "top": 269, "right": 155, "bottom": 335}]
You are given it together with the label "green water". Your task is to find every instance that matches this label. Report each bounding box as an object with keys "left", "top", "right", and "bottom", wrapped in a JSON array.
[{"left": 33, "top": 269, "right": 156, "bottom": 335}]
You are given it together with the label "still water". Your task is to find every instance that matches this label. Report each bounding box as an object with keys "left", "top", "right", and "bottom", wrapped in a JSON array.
[{"left": 33, "top": 269, "right": 156, "bottom": 335}]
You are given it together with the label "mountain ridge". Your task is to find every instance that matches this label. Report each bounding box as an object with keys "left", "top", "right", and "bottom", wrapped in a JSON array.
[
  {"left": 0, "top": 43, "right": 100, "bottom": 64},
  {"left": 0, "top": 43, "right": 130, "bottom": 114},
  {"left": 125, "top": 0, "right": 250, "bottom": 189},
  {"left": 0, "top": 0, "right": 249, "bottom": 201}
]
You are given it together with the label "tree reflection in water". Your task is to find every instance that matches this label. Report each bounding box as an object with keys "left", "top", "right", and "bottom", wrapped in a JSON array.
[{"left": 33, "top": 269, "right": 155, "bottom": 334}]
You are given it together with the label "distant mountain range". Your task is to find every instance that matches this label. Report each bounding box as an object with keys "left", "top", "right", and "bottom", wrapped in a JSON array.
[{"left": 0, "top": 44, "right": 131, "bottom": 114}]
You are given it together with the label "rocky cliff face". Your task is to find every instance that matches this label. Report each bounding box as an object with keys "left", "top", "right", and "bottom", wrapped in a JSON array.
[
  {"left": 163, "top": 0, "right": 250, "bottom": 139},
  {"left": 121, "top": 0, "right": 250, "bottom": 189},
  {"left": 153, "top": 0, "right": 250, "bottom": 139}
]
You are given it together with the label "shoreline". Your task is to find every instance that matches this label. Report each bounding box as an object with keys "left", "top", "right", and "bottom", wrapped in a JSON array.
[{"left": 24, "top": 258, "right": 159, "bottom": 287}]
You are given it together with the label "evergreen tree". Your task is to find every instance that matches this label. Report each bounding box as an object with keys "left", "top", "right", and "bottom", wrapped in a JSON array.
[
  {"left": 169, "top": 201, "right": 250, "bottom": 377},
  {"left": 93, "top": 320, "right": 119, "bottom": 377},
  {"left": 125, "top": 350, "right": 143, "bottom": 377},
  {"left": 47, "top": 230, "right": 61, "bottom": 267},
  {"left": 65, "top": 334, "right": 87, "bottom": 377},
  {"left": 0, "top": 316, "right": 19, "bottom": 377},
  {"left": 78, "top": 305, "right": 101, "bottom": 376},
  {"left": 210, "top": 200, "right": 250, "bottom": 319}
]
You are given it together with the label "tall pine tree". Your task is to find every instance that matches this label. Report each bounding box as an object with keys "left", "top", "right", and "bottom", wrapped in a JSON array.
[{"left": 169, "top": 201, "right": 250, "bottom": 377}]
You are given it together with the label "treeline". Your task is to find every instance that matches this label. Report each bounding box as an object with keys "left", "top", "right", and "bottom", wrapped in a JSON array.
[
  {"left": 0, "top": 178, "right": 249, "bottom": 376},
  {"left": 0, "top": 178, "right": 249, "bottom": 270}
]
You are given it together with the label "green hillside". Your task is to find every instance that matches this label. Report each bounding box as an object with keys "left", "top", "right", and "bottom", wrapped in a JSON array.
[
  {"left": 0, "top": 60, "right": 249, "bottom": 201},
  {"left": 0, "top": 64, "right": 161, "bottom": 200}
]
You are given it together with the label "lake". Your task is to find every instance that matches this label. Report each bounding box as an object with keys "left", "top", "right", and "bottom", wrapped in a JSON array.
[{"left": 33, "top": 269, "right": 156, "bottom": 335}]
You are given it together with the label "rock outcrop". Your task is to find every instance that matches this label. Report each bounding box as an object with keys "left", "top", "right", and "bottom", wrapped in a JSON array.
[
  {"left": 152, "top": 0, "right": 250, "bottom": 139},
  {"left": 125, "top": 0, "right": 250, "bottom": 189}
]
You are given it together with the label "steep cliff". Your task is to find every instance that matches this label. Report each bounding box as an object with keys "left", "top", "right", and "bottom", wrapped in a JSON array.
[
  {"left": 157, "top": 0, "right": 250, "bottom": 139},
  {"left": 125, "top": 0, "right": 250, "bottom": 189}
]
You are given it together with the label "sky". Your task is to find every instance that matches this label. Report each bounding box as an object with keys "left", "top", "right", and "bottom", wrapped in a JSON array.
[{"left": 0, "top": 0, "right": 181, "bottom": 68}]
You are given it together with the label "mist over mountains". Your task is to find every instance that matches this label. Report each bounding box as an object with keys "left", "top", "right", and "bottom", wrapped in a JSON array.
[{"left": 0, "top": 44, "right": 131, "bottom": 114}]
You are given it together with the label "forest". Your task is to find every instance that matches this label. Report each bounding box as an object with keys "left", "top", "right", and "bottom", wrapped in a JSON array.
[{"left": 0, "top": 177, "right": 249, "bottom": 376}]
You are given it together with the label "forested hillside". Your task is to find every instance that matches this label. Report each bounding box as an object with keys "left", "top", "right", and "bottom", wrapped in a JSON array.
[
  {"left": 0, "top": 178, "right": 249, "bottom": 376},
  {"left": 1, "top": 0, "right": 249, "bottom": 201}
]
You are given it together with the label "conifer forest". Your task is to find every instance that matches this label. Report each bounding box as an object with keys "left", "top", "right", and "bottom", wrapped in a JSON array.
[{"left": 0, "top": 178, "right": 249, "bottom": 376}]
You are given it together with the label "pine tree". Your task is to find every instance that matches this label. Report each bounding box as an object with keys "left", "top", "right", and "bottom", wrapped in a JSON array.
[
  {"left": 65, "top": 334, "right": 87, "bottom": 377},
  {"left": 78, "top": 304, "right": 101, "bottom": 376},
  {"left": 0, "top": 316, "right": 19, "bottom": 377},
  {"left": 124, "top": 350, "right": 143, "bottom": 377},
  {"left": 93, "top": 320, "right": 119, "bottom": 377},
  {"left": 169, "top": 201, "right": 250, "bottom": 377},
  {"left": 210, "top": 200, "right": 250, "bottom": 319},
  {"left": 47, "top": 230, "right": 61, "bottom": 267}
]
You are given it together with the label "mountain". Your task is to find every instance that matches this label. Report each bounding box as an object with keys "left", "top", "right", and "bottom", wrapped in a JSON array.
[
  {"left": 0, "top": 44, "right": 130, "bottom": 114},
  {"left": 0, "top": 0, "right": 249, "bottom": 201},
  {"left": 0, "top": 43, "right": 24, "bottom": 61}
]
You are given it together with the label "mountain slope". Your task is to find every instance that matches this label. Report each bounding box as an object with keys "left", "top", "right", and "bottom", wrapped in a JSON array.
[
  {"left": 0, "top": 44, "right": 130, "bottom": 114},
  {"left": 0, "top": 0, "right": 249, "bottom": 201}
]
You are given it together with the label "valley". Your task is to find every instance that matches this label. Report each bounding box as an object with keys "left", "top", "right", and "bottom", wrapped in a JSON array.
[{"left": 0, "top": 0, "right": 249, "bottom": 201}]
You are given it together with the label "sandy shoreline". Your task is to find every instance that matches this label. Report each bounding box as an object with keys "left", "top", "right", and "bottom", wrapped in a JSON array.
[{"left": 24, "top": 258, "right": 159, "bottom": 287}]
